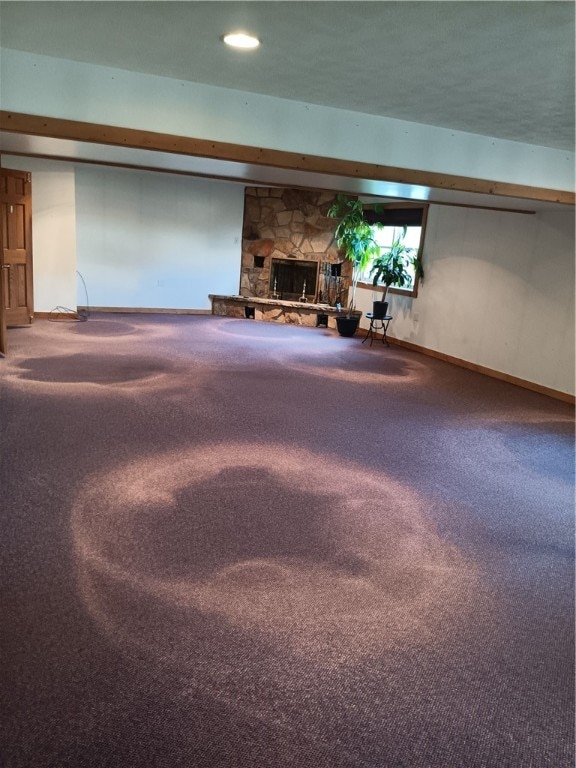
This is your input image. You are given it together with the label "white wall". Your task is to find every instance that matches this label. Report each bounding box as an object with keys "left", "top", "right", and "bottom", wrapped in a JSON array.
[
  {"left": 356, "top": 206, "right": 575, "bottom": 395},
  {"left": 1, "top": 157, "right": 245, "bottom": 312},
  {"left": 75, "top": 166, "right": 245, "bottom": 309},
  {"left": 1, "top": 49, "right": 573, "bottom": 192},
  {"left": 2, "top": 155, "right": 77, "bottom": 313}
]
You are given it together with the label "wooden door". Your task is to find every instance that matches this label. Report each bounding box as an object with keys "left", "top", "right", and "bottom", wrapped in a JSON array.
[
  {"left": 0, "top": 266, "right": 6, "bottom": 354},
  {"left": 0, "top": 169, "right": 33, "bottom": 333}
]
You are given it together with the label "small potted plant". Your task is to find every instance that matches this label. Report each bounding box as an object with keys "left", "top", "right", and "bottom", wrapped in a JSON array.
[
  {"left": 327, "top": 195, "right": 380, "bottom": 337},
  {"left": 369, "top": 226, "right": 422, "bottom": 301}
]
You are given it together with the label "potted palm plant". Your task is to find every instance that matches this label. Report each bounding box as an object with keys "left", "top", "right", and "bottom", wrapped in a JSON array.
[{"left": 327, "top": 195, "right": 380, "bottom": 337}]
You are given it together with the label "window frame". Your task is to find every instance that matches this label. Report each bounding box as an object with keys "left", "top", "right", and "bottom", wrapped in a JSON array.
[{"left": 357, "top": 203, "right": 429, "bottom": 299}]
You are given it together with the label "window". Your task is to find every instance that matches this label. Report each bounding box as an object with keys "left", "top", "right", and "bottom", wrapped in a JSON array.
[{"left": 360, "top": 204, "right": 428, "bottom": 297}]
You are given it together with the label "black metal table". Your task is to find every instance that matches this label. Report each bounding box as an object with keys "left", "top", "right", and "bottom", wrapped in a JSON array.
[{"left": 362, "top": 312, "right": 392, "bottom": 346}]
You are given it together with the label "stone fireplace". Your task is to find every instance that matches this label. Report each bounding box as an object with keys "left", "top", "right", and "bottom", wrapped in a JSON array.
[
  {"left": 209, "top": 187, "right": 356, "bottom": 329},
  {"left": 240, "top": 187, "right": 351, "bottom": 305}
]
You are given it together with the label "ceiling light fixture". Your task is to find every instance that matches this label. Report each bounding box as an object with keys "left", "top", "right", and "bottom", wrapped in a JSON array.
[{"left": 222, "top": 32, "right": 260, "bottom": 50}]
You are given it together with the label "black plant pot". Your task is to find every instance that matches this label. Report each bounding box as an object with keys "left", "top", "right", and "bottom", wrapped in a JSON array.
[
  {"left": 336, "top": 315, "right": 360, "bottom": 337},
  {"left": 373, "top": 300, "right": 389, "bottom": 318}
]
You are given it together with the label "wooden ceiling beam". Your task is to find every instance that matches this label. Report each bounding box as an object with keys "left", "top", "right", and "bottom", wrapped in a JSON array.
[{"left": 1, "top": 111, "right": 574, "bottom": 206}]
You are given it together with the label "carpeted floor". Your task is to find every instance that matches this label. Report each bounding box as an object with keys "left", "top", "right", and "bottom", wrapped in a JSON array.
[{"left": 1, "top": 314, "right": 574, "bottom": 768}]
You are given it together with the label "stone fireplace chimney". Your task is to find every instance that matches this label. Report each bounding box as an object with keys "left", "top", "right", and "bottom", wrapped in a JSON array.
[{"left": 240, "top": 187, "right": 351, "bottom": 305}]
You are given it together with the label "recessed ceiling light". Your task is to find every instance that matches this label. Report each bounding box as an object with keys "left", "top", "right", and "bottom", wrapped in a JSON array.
[{"left": 222, "top": 32, "right": 260, "bottom": 50}]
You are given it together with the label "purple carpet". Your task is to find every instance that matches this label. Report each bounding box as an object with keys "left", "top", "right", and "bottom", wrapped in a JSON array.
[{"left": 1, "top": 314, "right": 574, "bottom": 767}]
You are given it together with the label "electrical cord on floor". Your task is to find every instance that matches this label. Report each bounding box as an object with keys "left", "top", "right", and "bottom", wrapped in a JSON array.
[
  {"left": 77, "top": 270, "right": 90, "bottom": 321},
  {"left": 48, "top": 271, "right": 90, "bottom": 322},
  {"left": 48, "top": 305, "right": 87, "bottom": 322}
]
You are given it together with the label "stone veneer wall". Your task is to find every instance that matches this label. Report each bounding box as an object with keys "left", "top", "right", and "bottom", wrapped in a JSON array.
[{"left": 240, "top": 187, "right": 351, "bottom": 304}]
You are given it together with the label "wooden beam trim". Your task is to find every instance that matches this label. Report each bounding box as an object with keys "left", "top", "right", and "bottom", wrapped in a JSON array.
[
  {"left": 0, "top": 148, "right": 344, "bottom": 197},
  {"left": 34, "top": 311, "right": 78, "bottom": 320},
  {"left": 386, "top": 335, "right": 575, "bottom": 404},
  {"left": 1, "top": 111, "right": 574, "bottom": 206},
  {"left": 76, "top": 307, "right": 211, "bottom": 315},
  {"left": 2, "top": 149, "right": 543, "bottom": 215}
]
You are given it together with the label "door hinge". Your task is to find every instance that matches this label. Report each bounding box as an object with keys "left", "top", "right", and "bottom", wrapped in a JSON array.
[{"left": 26, "top": 173, "right": 31, "bottom": 183}]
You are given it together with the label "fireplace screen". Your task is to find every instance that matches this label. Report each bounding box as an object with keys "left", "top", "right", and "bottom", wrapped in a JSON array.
[{"left": 269, "top": 259, "right": 319, "bottom": 301}]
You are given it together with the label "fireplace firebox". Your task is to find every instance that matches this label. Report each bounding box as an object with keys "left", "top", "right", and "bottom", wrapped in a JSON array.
[{"left": 269, "top": 258, "right": 319, "bottom": 302}]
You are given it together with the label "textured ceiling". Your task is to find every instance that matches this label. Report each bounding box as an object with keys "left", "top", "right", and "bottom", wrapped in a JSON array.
[{"left": 1, "top": 1, "right": 574, "bottom": 151}]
